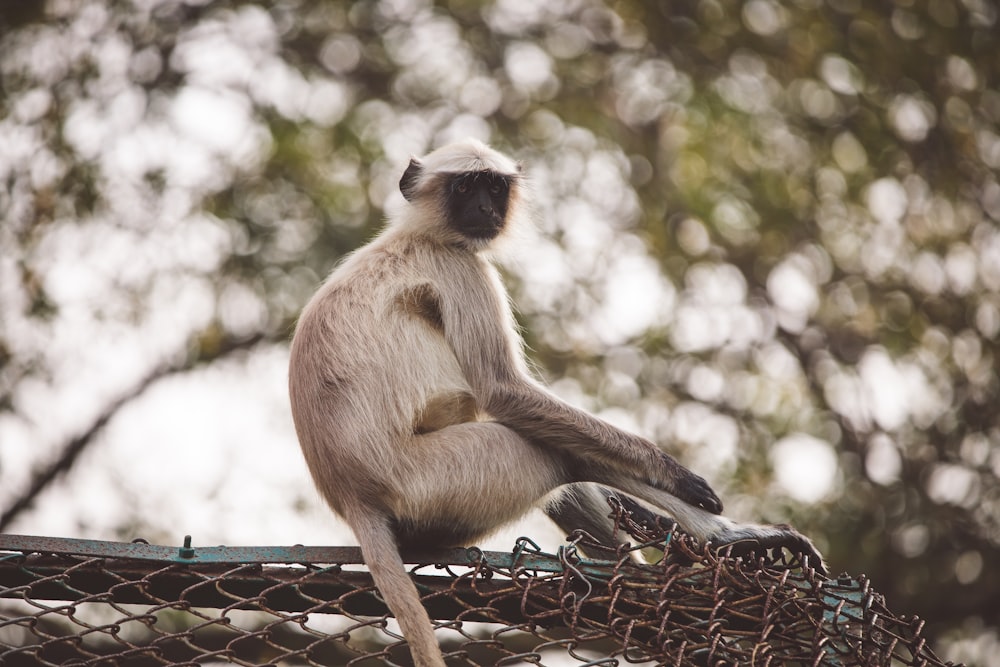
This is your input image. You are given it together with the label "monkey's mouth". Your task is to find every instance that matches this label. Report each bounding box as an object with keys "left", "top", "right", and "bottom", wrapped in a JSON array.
[
  {"left": 464, "top": 224, "right": 503, "bottom": 239},
  {"left": 465, "top": 213, "right": 504, "bottom": 238}
]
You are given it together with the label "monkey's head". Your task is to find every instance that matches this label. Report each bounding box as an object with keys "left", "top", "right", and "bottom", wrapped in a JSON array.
[{"left": 398, "top": 139, "right": 524, "bottom": 249}]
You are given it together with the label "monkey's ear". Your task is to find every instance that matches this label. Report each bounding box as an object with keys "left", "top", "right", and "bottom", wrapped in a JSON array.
[{"left": 399, "top": 158, "right": 422, "bottom": 201}]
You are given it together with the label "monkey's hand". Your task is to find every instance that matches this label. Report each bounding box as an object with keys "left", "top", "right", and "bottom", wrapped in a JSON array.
[
  {"left": 650, "top": 451, "right": 723, "bottom": 515},
  {"left": 710, "top": 523, "right": 827, "bottom": 576}
]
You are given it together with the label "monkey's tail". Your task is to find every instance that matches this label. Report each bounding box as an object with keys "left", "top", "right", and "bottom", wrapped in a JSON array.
[{"left": 349, "top": 512, "right": 447, "bottom": 667}]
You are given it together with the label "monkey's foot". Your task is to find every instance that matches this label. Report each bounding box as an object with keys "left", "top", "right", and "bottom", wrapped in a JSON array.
[{"left": 711, "top": 524, "right": 827, "bottom": 576}]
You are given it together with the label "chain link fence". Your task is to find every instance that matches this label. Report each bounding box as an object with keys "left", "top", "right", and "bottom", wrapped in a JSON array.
[{"left": 1, "top": 503, "right": 955, "bottom": 666}]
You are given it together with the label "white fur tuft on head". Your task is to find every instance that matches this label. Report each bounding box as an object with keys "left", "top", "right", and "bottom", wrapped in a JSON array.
[{"left": 416, "top": 139, "right": 520, "bottom": 181}]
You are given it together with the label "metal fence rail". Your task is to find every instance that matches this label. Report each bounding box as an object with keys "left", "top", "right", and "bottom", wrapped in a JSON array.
[{"left": 0, "top": 508, "right": 955, "bottom": 666}]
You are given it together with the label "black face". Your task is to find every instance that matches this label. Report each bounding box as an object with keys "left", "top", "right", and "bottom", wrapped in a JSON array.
[{"left": 444, "top": 171, "right": 512, "bottom": 241}]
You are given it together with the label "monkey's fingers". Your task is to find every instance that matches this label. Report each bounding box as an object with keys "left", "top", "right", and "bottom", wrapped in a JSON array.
[
  {"left": 647, "top": 451, "right": 724, "bottom": 514},
  {"left": 671, "top": 468, "right": 724, "bottom": 515}
]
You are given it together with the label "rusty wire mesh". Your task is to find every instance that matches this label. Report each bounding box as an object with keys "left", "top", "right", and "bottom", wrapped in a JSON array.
[{"left": 1, "top": 502, "right": 955, "bottom": 667}]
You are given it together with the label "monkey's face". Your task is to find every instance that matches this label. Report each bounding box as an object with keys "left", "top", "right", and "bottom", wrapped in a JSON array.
[{"left": 444, "top": 171, "right": 512, "bottom": 241}]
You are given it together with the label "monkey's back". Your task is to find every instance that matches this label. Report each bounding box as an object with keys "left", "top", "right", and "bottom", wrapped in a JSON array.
[{"left": 288, "top": 229, "right": 479, "bottom": 513}]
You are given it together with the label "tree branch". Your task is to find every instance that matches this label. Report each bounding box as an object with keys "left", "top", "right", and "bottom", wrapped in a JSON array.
[{"left": 0, "top": 331, "right": 270, "bottom": 532}]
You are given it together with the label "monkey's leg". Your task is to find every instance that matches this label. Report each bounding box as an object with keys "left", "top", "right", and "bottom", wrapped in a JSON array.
[
  {"left": 543, "top": 484, "right": 671, "bottom": 549},
  {"left": 390, "top": 421, "right": 568, "bottom": 547},
  {"left": 582, "top": 471, "right": 827, "bottom": 574},
  {"left": 543, "top": 484, "right": 622, "bottom": 547}
]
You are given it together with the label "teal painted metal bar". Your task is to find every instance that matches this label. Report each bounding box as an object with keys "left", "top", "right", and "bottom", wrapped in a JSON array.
[
  {"left": 0, "top": 533, "right": 613, "bottom": 577},
  {"left": 0, "top": 533, "right": 367, "bottom": 565}
]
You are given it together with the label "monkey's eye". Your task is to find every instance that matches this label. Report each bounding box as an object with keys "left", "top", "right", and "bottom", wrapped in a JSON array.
[
  {"left": 489, "top": 181, "right": 507, "bottom": 195},
  {"left": 456, "top": 183, "right": 469, "bottom": 193}
]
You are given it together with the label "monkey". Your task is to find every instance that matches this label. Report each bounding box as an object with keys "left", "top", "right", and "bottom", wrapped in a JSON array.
[{"left": 288, "top": 139, "right": 824, "bottom": 667}]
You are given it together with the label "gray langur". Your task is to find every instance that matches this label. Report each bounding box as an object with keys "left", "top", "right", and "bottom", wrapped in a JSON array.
[{"left": 288, "top": 139, "right": 824, "bottom": 667}]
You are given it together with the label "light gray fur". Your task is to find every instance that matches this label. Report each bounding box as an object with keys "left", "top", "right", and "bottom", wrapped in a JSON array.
[{"left": 288, "top": 139, "right": 824, "bottom": 667}]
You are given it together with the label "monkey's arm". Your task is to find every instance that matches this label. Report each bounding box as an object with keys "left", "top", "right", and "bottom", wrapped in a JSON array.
[{"left": 435, "top": 263, "right": 722, "bottom": 515}]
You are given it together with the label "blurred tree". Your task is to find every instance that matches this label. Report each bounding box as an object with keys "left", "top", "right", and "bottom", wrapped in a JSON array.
[{"left": 1, "top": 0, "right": 997, "bottom": 662}]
